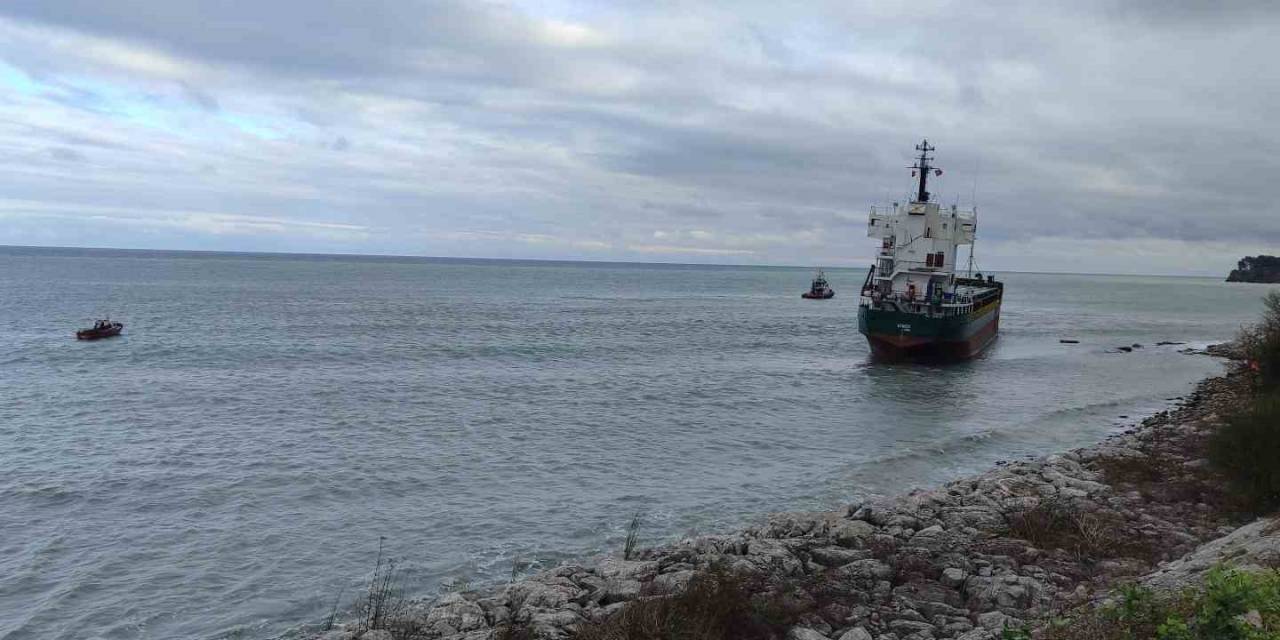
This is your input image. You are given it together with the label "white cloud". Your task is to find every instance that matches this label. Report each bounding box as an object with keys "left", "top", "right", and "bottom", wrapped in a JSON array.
[{"left": 0, "top": 1, "right": 1275, "bottom": 274}]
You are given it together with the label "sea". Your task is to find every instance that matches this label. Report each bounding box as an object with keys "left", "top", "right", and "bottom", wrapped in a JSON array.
[{"left": 0, "top": 245, "right": 1272, "bottom": 640}]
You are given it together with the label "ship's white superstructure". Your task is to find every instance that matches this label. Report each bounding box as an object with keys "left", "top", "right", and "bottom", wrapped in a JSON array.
[{"left": 865, "top": 200, "right": 975, "bottom": 304}]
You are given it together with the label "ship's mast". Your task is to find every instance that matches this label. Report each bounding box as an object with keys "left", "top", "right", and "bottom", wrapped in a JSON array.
[{"left": 911, "top": 139, "right": 937, "bottom": 203}]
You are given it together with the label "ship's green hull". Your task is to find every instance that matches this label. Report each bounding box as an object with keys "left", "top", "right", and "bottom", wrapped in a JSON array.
[{"left": 858, "top": 298, "right": 1001, "bottom": 360}]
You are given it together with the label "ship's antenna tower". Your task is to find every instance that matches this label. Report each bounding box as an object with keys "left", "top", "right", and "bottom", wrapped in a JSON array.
[
  {"left": 966, "top": 159, "right": 980, "bottom": 278},
  {"left": 966, "top": 208, "right": 978, "bottom": 277},
  {"left": 910, "top": 139, "right": 938, "bottom": 203}
]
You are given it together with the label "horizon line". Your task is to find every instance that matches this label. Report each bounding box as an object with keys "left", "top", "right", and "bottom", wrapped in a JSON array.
[{"left": 0, "top": 243, "right": 1234, "bottom": 280}]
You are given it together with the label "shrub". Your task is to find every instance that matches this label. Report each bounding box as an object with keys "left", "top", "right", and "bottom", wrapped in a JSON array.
[
  {"left": 1208, "top": 394, "right": 1280, "bottom": 512},
  {"left": 1241, "top": 291, "right": 1280, "bottom": 387},
  {"left": 574, "top": 565, "right": 797, "bottom": 640},
  {"left": 1006, "top": 498, "right": 1153, "bottom": 562},
  {"left": 1189, "top": 566, "right": 1280, "bottom": 639},
  {"left": 1042, "top": 567, "right": 1280, "bottom": 640}
]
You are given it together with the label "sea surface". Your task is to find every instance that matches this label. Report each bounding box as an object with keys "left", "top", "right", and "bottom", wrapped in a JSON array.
[{"left": 0, "top": 246, "right": 1272, "bottom": 640}]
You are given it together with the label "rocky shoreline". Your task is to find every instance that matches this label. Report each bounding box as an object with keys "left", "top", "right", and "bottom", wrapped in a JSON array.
[{"left": 315, "top": 360, "right": 1268, "bottom": 640}]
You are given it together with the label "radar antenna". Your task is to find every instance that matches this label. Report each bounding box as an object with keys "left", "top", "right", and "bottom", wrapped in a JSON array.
[{"left": 910, "top": 139, "right": 940, "bottom": 203}]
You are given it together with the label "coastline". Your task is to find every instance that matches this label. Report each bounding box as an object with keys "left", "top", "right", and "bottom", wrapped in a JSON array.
[{"left": 312, "top": 356, "right": 1262, "bottom": 640}]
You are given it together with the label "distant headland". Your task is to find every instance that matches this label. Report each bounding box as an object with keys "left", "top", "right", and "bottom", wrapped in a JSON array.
[{"left": 1227, "top": 255, "right": 1280, "bottom": 283}]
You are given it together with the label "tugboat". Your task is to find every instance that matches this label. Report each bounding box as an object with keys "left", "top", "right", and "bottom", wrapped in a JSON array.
[
  {"left": 858, "top": 140, "right": 1002, "bottom": 360},
  {"left": 77, "top": 318, "right": 124, "bottom": 340},
  {"left": 801, "top": 270, "right": 835, "bottom": 299}
]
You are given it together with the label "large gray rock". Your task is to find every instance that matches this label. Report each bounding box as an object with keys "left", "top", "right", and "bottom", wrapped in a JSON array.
[
  {"left": 601, "top": 578, "right": 642, "bottom": 603},
  {"left": 811, "top": 546, "right": 873, "bottom": 567},
  {"left": 941, "top": 567, "right": 968, "bottom": 588},
  {"left": 509, "top": 579, "right": 583, "bottom": 610},
  {"left": 1144, "top": 517, "right": 1280, "bottom": 592},
  {"left": 745, "top": 539, "right": 805, "bottom": 575},
  {"left": 424, "top": 592, "right": 487, "bottom": 632},
  {"left": 976, "top": 610, "right": 1016, "bottom": 631},
  {"left": 788, "top": 628, "right": 830, "bottom": 640},
  {"left": 832, "top": 520, "right": 878, "bottom": 547},
  {"left": 837, "top": 627, "right": 873, "bottom": 640},
  {"left": 652, "top": 570, "right": 696, "bottom": 593},
  {"left": 963, "top": 574, "right": 1046, "bottom": 612},
  {"left": 837, "top": 559, "right": 893, "bottom": 581},
  {"left": 939, "top": 506, "right": 1006, "bottom": 532},
  {"left": 597, "top": 558, "right": 660, "bottom": 581}
]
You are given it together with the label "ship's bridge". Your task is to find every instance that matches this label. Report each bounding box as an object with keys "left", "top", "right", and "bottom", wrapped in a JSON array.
[{"left": 867, "top": 202, "right": 975, "bottom": 245}]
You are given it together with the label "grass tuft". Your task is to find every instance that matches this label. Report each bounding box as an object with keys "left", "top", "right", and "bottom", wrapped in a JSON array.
[
  {"left": 623, "top": 512, "right": 644, "bottom": 561},
  {"left": 352, "top": 537, "right": 426, "bottom": 640},
  {"left": 322, "top": 584, "right": 345, "bottom": 632}
]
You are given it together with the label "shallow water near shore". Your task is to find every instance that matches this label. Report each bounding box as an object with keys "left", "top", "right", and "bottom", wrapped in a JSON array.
[{"left": 0, "top": 246, "right": 1270, "bottom": 640}]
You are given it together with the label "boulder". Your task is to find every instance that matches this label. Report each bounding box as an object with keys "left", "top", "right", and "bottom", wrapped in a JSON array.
[
  {"left": 831, "top": 520, "right": 878, "bottom": 548},
  {"left": 600, "top": 579, "right": 642, "bottom": 603},
  {"left": 787, "top": 628, "right": 830, "bottom": 640},
  {"left": 837, "top": 559, "right": 894, "bottom": 581},
  {"left": 424, "top": 592, "right": 487, "bottom": 632},
  {"left": 509, "top": 580, "right": 582, "bottom": 610},
  {"left": 941, "top": 567, "right": 968, "bottom": 588},
  {"left": 597, "top": 559, "right": 660, "bottom": 581},
  {"left": 653, "top": 570, "right": 696, "bottom": 593},
  {"left": 837, "top": 627, "right": 873, "bottom": 640},
  {"left": 975, "top": 611, "right": 1015, "bottom": 631},
  {"left": 888, "top": 619, "right": 935, "bottom": 635},
  {"left": 811, "top": 546, "right": 874, "bottom": 567}
]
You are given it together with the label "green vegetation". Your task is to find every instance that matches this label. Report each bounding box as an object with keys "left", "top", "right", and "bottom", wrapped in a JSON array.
[
  {"left": 1209, "top": 395, "right": 1280, "bottom": 511},
  {"left": 1038, "top": 567, "right": 1280, "bottom": 640},
  {"left": 1238, "top": 291, "right": 1280, "bottom": 386},
  {"left": 1209, "top": 291, "right": 1280, "bottom": 513},
  {"left": 623, "top": 512, "right": 644, "bottom": 561},
  {"left": 1228, "top": 256, "right": 1280, "bottom": 284}
]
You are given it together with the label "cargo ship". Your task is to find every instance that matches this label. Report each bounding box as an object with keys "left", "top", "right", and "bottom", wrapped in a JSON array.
[{"left": 857, "top": 140, "right": 1002, "bottom": 360}]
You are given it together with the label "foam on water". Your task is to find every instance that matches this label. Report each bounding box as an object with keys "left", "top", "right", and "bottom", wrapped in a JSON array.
[{"left": 0, "top": 247, "right": 1270, "bottom": 639}]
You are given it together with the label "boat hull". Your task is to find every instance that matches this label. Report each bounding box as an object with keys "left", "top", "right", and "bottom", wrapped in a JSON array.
[
  {"left": 76, "top": 325, "right": 123, "bottom": 340},
  {"left": 858, "top": 299, "right": 1000, "bottom": 361},
  {"left": 801, "top": 290, "right": 835, "bottom": 299}
]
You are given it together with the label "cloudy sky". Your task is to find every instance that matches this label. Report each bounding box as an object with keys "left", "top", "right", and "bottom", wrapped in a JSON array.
[{"left": 0, "top": 1, "right": 1276, "bottom": 275}]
